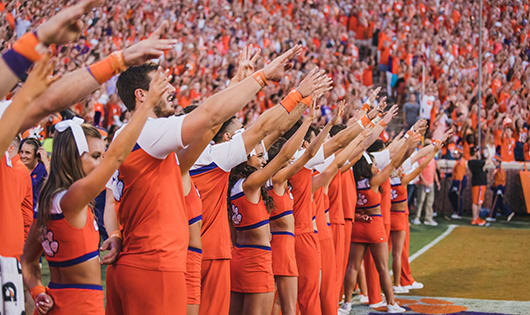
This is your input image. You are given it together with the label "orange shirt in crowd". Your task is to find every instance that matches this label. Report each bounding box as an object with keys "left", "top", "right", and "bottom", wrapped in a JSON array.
[
  {"left": 362, "top": 66, "right": 373, "bottom": 86},
  {"left": 453, "top": 159, "right": 467, "bottom": 181},
  {"left": 500, "top": 137, "right": 516, "bottom": 162},
  {"left": 493, "top": 166, "right": 506, "bottom": 187}
]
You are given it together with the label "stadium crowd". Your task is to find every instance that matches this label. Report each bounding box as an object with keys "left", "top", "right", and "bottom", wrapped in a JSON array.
[{"left": 0, "top": 0, "right": 529, "bottom": 315}]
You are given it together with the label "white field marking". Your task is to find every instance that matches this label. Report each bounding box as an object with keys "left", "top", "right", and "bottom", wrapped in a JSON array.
[{"left": 408, "top": 224, "right": 457, "bottom": 263}]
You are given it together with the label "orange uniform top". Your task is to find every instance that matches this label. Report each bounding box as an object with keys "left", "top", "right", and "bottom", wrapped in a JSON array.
[
  {"left": 314, "top": 187, "right": 332, "bottom": 240},
  {"left": 341, "top": 169, "right": 356, "bottom": 220},
  {"left": 289, "top": 147, "right": 326, "bottom": 234},
  {"left": 229, "top": 179, "right": 269, "bottom": 231},
  {"left": 327, "top": 171, "right": 345, "bottom": 224},
  {"left": 356, "top": 178, "right": 382, "bottom": 211},
  {"left": 0, "top": 154, "right": 33, "bottom": 257},
  {"left": 190, "top": 132, "right": 248, "bottom": 259},
  {"left": 390, "top": 176, "right": 409, "bottom": 214},
  {"left": 493, "top": 167, "right": 506, "bottom": 187},
  {"left": 185, "top": 181, "right": 202, "bottom": 225},
  {"left": 42, "top": 191, "right": 99, "bottom": 267},
  {"left": 267, "top": 184, "right": 294, "bottom": 221},
  {"left": 114, "top": 117, "right": 188, "bottom": 272},
  {"left": 381, "top": 178, "right": 391, "bottom": 225},
  {"left": 500, "top": 137, "right": 515, "bottom": 162},
  {"left": 453, "top": 158, "right": 467, "bottom": 181}
]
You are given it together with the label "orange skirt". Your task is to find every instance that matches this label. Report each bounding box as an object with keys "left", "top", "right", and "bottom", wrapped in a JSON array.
[
  {"left": 390, "top": 211, "right": 408, "bottom": 231},
  {"left": 230, "top": 244, "right": 274, "bottom": 293},
  {"left": 46, "top": 282, "right": 104, "bottom": 315},
  {"left": 271, "top": 232, "right": 298, "bottom": 276},
  {"left": 351, "top": 215, "right": 387, "bottom": 243},
  {"left": 185, "top": 247, "right": 202, "bottom": 304}
]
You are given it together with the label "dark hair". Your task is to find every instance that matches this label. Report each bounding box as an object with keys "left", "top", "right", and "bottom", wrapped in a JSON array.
[
  {"left": 19, "top": 137, "right": 41, "bottom": 158},
  {"left": 367, "top": 139, "right": 385, "bottom": 152},
  {"left": 352, "top": 152, "right": 374, "bottom": 181},
  {"left": 228, "top": 162, "right": 275, "bottom": 213},
  {"left": 117, "top": 63, "right": 158, "bottom": 111},
  {"left": 330, "top": 124, "right": 346, "bottom": 137},
  {"left": 213, "top": 116, "right": 236, "bottom": 143},
  {"left": 37, "top": 124, "right": 101, "bottom": 230},
  {"left": 267, "top": 137, "right": 287, "bottom": 162}
]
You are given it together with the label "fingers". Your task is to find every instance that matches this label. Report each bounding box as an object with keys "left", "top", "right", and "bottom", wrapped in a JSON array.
[
  {"left": 250, "top": 47, "right": 261, "bottom": 64},
  {"left": 152, "top": 21, "right": 169, "bottom": 39}
]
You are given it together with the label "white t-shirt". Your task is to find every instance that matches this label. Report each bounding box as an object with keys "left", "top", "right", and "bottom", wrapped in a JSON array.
[
  {"left": 191, "top": 132, "right": 247, "bottom": 172},
  {"left": 292, "top": 145, "right": 326, "bottom": 170},
  {"left": 371, "top": 149, "right": 391, "bottom": 170},
  {"left": 314, "top": 154, "right": 335, "bottom": 173}
]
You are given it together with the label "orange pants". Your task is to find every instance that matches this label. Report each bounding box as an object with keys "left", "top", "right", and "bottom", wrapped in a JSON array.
[
  {"left": 472, "top": 185, "right": 486, "bottom": 205},
  {"left": 319, "top": 237, "right": 338, "bottom": 315},
  {"left": 343, "top": 219, "right": 353, "bottom": 282},
  {"left": 364, "top": 223, "right": 391, "bottom": 305},
  {"left": 400, "top": 221, "right": 415, "bottom": 286},
  {"left": 330, "top": 223, "right": 345, "bottom": 299},
  {"left": 295, "top": 232, "right": 321, "bottom": 315},
  {"left": 46, "top": 283, "right": 104, "bottom": 315},
  {"left": 230, "top": 245, "right": 274, "bottom": 293},
  {"left": 186, "top": 248, "right": 202, "bottom": 305},
  {"left": 106, "top": 264, "right": 186, "bottom": 315},
  {"left": 271, "top": 232, "right": 298, "bottom": 276},
  {"left": 199, "top": 259, "right": 230, "bottom": 315}
]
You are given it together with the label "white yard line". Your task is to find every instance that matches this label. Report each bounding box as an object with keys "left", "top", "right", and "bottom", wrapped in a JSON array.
[{"left": 409, "top": 224, "right": 457, "bottom": 263}]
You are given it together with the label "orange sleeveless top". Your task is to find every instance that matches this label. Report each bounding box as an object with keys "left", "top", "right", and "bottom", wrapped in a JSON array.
[
  {"left": 185, "top": 182, "right": 202, "bottom": 225},
  {"left": 230, "top": 179, "right": 269, "bottom": 231},
  {"left": 355, "top": 179, "right": 381, "bottom": 211},
  {"left": 267, "top": 183, "right": 294, "bottom": 221},
  {"left": 42, "top": 191, "right": 100, "bottom": 268},
  {"left": 390, "top": 177, "right": 408, "bottom": 214}
]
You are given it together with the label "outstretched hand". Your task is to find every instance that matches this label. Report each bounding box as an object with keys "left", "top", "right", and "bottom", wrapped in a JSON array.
[
  {"left": 234, "top": 45, "right": 261, "bottom": 82},
  {"left": 122, "top": 21, "right": 178, "bottom": 67},
  {"left": 36, "top": 0, "right": 102, "bottom": 45},
  {"left": 382, "top": 104, "right": 399, "bottom": 125},
  {"left": 23, "top": 53, "right": 61, "bottom": 100},
  {"left": 297, "top": 68, "right": 333, "bottom": 98},
  {"left": 263, "top": 45, "right": 303, "bottom": 81},
  {"left": 331, "top": 100, "right": 346, "bottom": 125}
]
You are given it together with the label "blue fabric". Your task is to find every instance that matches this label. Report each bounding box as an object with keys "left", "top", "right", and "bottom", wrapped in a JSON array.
[{"left": 31, "top": 162, "right": 47, "bottom": 216}]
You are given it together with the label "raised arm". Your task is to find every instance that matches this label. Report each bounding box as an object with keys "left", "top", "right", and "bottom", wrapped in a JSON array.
[
  {"left": 240, "top": 68, "right": 332, "bottom": 154},
  {"left": 0, "top": 55, "right": 58, "bottom": 154},
  {"left": 244, "top": 106, "right": 314, "bottom": 193},
  {"left": 60, "top": 69, "right": 168, "bottom": 214},
  {"left": 181, "top": 45, "right": 304, "bottom": 149},
  {"left": 0, "top": 0, "right": 100, "bottom": 99},
  {"left": 21, "top": 22, "right": 177, "bottom": 132},
  {"left": 402, "top": 142, "right": 443, "bottom": 185}
]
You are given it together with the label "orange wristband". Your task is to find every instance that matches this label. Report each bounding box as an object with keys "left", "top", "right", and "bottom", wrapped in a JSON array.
[
  {"left": 380, "top": 119, "right": 387, "bottom": 127},
  {"left": 358, "top": 115, "right": 371, "bottom": 128},
  {"left": 252, "top": 70, "right": 269, "bottom": 88},
  {"left": 433, "top": 139, "right": 441, "bottom": 146},
  {"left": 301, "top": 95, "right": 312, "bottom": 106},
  {"left": 280, "top": 90, "right": 303, "bottom": 113},
  {"left": 30, "top": 285, "right": 46, "bottom": 300},
  {"left": 13, "top": 32, "right": 43, "bottom": 62},
  {"left": 362, "top": 103, "right": 370, "bottom": 112},
  {"left": 88, "top": 51, "right": 126, "bottom": 84}
]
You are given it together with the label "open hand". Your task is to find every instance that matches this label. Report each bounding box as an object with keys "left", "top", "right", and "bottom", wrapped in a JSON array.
[
  {"left": 122, "top": 21, "right": 178, "bottom": 67},
  {"left": 36, "top": 0, "right": 101, "bottom": 45},
  {"left": 233, "top": 45, "right": 261, "bottom": 82},
  {"left": 23, "top": 54, "right": 61, "bottom": 100},
  {"left": 263, "top": 45, "right": 302, "bottom": 81},
  {"left": 382, "top": 104, "right": 399, "bottom": 125},
  {"left": 297, "top": 68, "right": 333, "bottom": 98}
]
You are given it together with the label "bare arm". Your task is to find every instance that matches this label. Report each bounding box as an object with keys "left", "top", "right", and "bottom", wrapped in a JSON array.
[
  {"left": 60, "top": 70, "right": 168, "bottom": 215},
  {"left": 21, "top": 224, "right": 45, "bottom": 299},
  {"left": 0, "top": 55, "right": 58, "bottom": 154},
  {"left": 402, "top": 146, "right": 436, "bottom": 185}
]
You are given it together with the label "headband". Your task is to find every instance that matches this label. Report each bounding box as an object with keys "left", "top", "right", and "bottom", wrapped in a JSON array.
[
  {"left": 362, "top": 151, "right": 372, "bottom": 165},
  {"left": 55, "top": 117, "right": 89, "bottom": 156}
]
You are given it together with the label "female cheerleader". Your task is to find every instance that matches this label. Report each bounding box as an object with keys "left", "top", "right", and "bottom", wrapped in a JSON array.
[
  {"left": 340, "top": 130, "right": 420, "bottom": 314},
  {"left": 21, "top": 69, "right": 170, "bottom": 314}
]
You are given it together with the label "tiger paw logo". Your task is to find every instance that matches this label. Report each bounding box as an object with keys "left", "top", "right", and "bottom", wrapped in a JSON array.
[
  {"left": 42, "top": 230, "right": 59, "bottom": 257},
  {"left": 357, "top": 194, "right": 368, "bottom": 206},
  {"left": 231, "top": 205, "right": 242, "bottom": 225},
  {"left": 391, "top": 189, "right": 398, "bottom": 200}
]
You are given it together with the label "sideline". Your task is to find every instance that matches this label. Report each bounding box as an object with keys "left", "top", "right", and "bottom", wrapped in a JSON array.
[{"left": 409, "top": 224, "right": 457, "bottom": 263}]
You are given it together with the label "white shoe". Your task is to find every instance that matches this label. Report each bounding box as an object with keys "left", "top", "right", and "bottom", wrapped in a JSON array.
[
  {"left": 393, "top": 285, "right": 409, "bottom": 293},
  {"left": 359, "top": 294, "right": 369, "bottom": 304},
  {"left": 338, "top": 301, "right": 352, "bottom": 315},
  {"left": 412, "top": 218, "right": 421, "bottom": 225},
  {"left": 404, "top": 281, "right": 424, "bottom": 290},
  {"left": 424, "top": 219, "right": 438, "bottom": 226},
  {"left": 486, "top": 217, "right": 496, "bottom": 222},
  {"left": 387, "top": 303, "right": 406, "bottom": 313},
  {"left": 369, "top": 301, "right": 387, "bottom": 308},
  {"left": 450, "top": 213, "right": 462, "bottom": 219}
]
